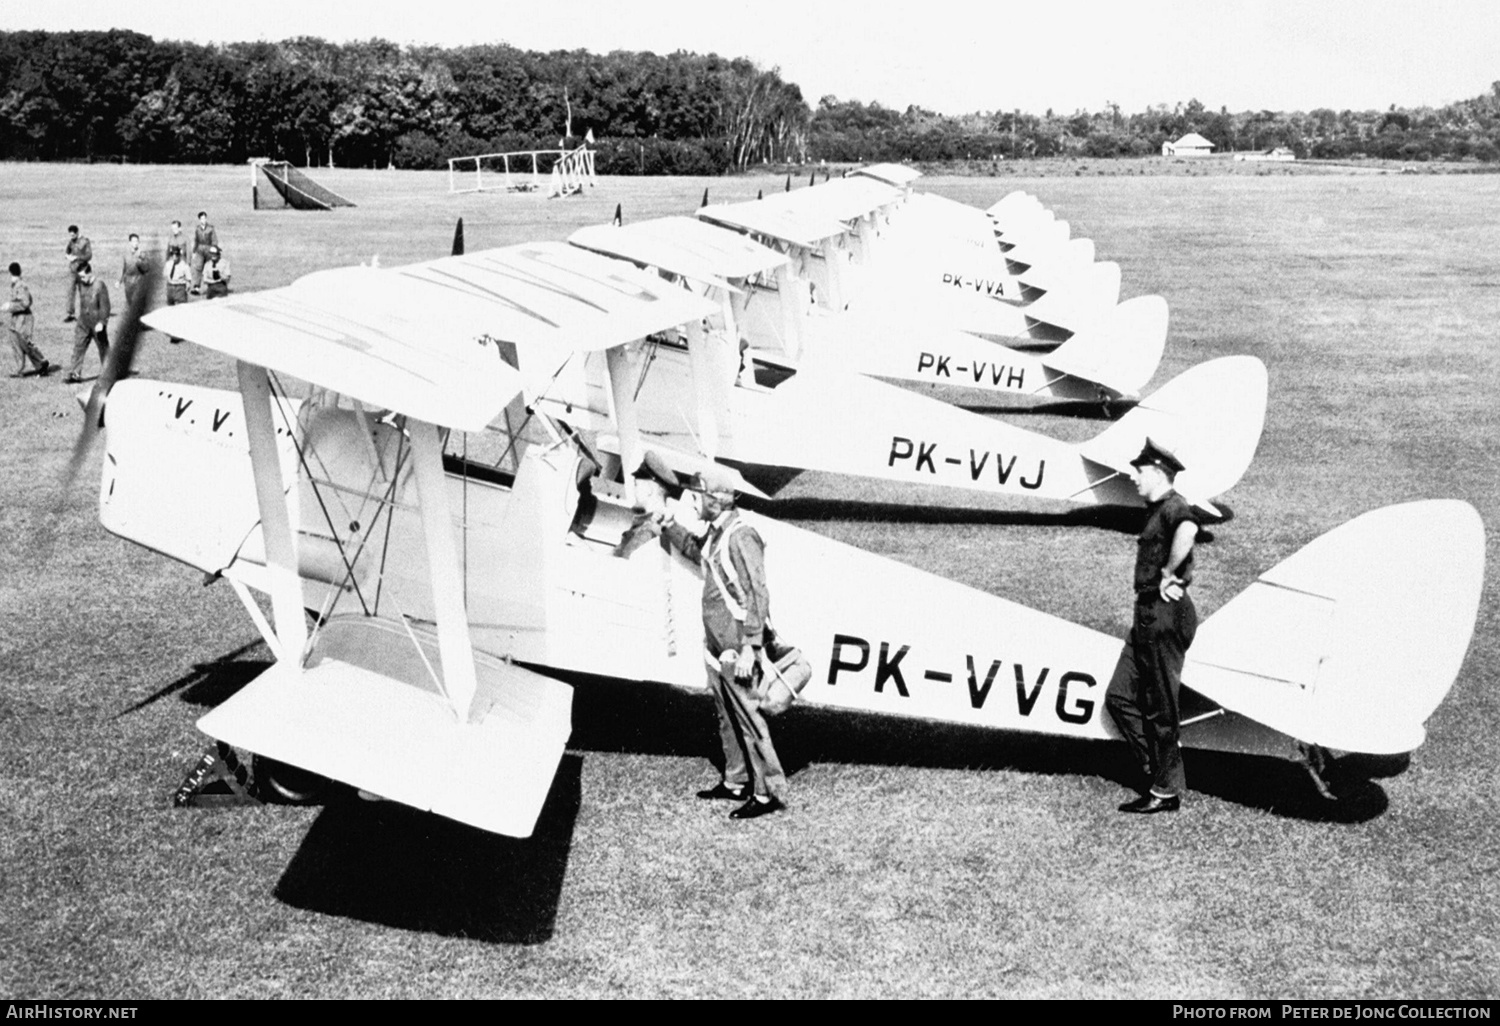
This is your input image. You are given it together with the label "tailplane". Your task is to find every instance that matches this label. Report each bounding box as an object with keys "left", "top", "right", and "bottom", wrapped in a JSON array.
[
  {"left": 1078, "top": 355, "right": 1268, "bottom": 514},
  {"left": 1185, "top": 501, "right": 1483, "bottom": 754},
  {"left": 1012, "top": 260, "right": 1121, "bottom": 335},
  {"left": 1015, "top": 239, "right": 1105, "bottom": 290},
  {"left": 1007, "top": 237, "right": 1095, "bottom": 278},
  {"left": 1042, "top": 294, "right": 1169, "bottom": 398}
]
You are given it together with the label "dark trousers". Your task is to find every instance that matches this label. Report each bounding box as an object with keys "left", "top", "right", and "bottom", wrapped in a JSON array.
[
  {"left": 707, "top": 659, "right": 786, "bottom": 799},
  {"left": 1106, "top": 593, "right": 1197, "bottom": 797},
  {"left": 8, "top": 320, "right": 47, "bottom": 373},
  {"left": 64, "top": 271, "right": 83, "bottom": 318},
  {"left": 68, "top": 323, "right": 109, "bottom": 380}
]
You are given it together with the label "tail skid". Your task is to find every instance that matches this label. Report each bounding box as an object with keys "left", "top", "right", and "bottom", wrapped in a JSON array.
[{"left": 1185, "top": 501, "right": 1484, "bottom": 755}]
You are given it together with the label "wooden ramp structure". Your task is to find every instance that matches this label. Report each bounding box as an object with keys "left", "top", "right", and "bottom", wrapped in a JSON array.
[{"left": 251, "top": 159, "right": 355, "bottom": 211}]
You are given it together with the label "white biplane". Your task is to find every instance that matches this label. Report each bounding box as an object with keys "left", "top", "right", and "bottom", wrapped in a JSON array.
[
  {"left": 686, "top": 172, "right": 1173, "bottom": 418},
  {"left": 566, "top": 215, "right": 1246, "bottom": 517},
  {"left": 70, "top": 237, "right": 1483, "bottom": 841}
]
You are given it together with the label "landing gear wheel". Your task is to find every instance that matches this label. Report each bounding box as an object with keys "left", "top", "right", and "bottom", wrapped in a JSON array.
[{"left": 252, "top": 755, "right": 331, "bottom": 805}]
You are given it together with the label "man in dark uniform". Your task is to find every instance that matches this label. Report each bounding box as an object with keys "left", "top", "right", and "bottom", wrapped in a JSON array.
[
  {"left": 612, "top": 451, "right": 682, "bottom": 558},
  {"left": 1105, "top": 437, "right": 1200, "bottom": 815},
  {"left": 63, "top": 225, "right": 92, "bottom": 322},
  {"left": 165, "top": 220, "right": 187, "bottom": 264},
  {"left": 661, "top": 464, "right": 788, "bottom": 820},
  {"left": 64, "top": 261, "right": 110, "bottom": 383},
  {"left": 119, "top": 233, "right": 150, "bottom": 308},
  {"left": 190, "top": 211, "right": 219, "bottom": 294}
]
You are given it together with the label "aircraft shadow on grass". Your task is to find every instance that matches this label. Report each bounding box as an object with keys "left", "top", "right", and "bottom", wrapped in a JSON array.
[
  {"left": 143, "top": 634, "right": 1390, "bottom": 942},
  {"left": 114, "top": 639, "right": 269, "bottom": 717},
  {"left": 563, "top": 672, "right": 1390, "bottom": 825},
  {"left": 955, "top": 398, "right": 1138, "bottom": 420},
  {"left": 130, "top": 643, "right": 578, "bottom": 943},
  {"left": 748, "top": 496, "right": 1234, "bottom": 531},
  {"left": 743, "top": 496, "right": 1152, "bottom": 533},
  {"left": 272, "top": 756, "right": 581, "bottom": 945}
]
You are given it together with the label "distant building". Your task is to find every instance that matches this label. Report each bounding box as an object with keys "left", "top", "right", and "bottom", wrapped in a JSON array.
[
  {"left": 1235, "top": 146, "right": 1296, "bottom": 162},
  {"left": 1163, "top": 133, "right": 1215, "bottom": 157}
]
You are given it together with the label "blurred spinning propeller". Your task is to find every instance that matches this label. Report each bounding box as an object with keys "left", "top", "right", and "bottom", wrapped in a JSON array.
[{"left": 40, "top": 262, "right": 161, "bottom": 563}]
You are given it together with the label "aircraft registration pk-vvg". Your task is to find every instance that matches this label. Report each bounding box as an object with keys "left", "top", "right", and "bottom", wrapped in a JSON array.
[{"left": 74, "top": 176, "right": 1481, "bottom": 840}]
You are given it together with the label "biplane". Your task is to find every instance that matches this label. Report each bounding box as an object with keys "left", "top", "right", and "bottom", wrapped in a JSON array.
[
  {"left": 570, "top": 212, "right": 1168, "bottom": 408},
  {"left": 67, "top": 230, "right": 1482, "bottom": 841},
  {"left": 567, "top": 212, "right": 1235, "bottom": 515},
  {"left": 733, "top": 169, "right": 1122, "bottom": 334}
]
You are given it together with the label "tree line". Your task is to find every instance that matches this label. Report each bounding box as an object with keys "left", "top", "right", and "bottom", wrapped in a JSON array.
[
  {"left": 813, "top": 92, "right": 1500, "bottom": 164},
  {"left": 2, "top": 30, "right": 1496, "bottom": 170}
]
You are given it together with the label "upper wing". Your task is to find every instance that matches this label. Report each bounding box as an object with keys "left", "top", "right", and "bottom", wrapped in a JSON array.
[
  {"left": 569, "top": 215, "right": 791, "bottom": 289},
  {"left": 143, "top": 242, "right": 719, "bottom": 432}
]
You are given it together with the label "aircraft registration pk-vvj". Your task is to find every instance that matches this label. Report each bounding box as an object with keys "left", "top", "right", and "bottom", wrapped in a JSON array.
[{"left": 75, "top": 183, "right": 1481, "bottom": 840}]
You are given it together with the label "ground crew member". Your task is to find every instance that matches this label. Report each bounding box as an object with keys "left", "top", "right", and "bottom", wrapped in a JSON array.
[
  {"left": 65, "top": 261, "right": 110, "bottom": 383},
  {"left": 1105, "top": 437, "right": 1200, "bottom": 815},
  {"left": 612, "top": 452, "right": 682, "bottom": 558},
  {"left": 63, "top": 225, "right": 92, "bottom": 322},
  {"left": 661, "top": 465, "right": 788, "bottom": 819},
  {"left": 190, "top": 212, "right": 218, "bottom": 294},
  {"left": 6, "top": 262, "right": 50, "bottom": 377},
  {"left": 163, "top": 245, "right": 191, "bottom": 343},
  {"left": 119, "top": 233, "right": 150, "bottom": 308},
  {"left": 165, "top": 220, "right": 187, "bottom": 264},
  {"left": 202, "top": 246, "right": 230, "bottom": 299}
]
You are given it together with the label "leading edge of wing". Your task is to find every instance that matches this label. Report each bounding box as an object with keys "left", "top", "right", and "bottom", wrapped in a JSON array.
[{"left": 143, "top": 244, "right": 719, "bottom": 432}]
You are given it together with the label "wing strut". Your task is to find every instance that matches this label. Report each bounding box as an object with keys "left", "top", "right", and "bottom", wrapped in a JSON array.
[
  {"left": 236, "top": 361, "right": 308, "bottom": 663},
  {"left": 684, "top": 318, "right": 721, "bottom": 459},
  {"left": 606, "top": 344, "right": 643, "bottom": 504},
  {"left": 407, "top": 416, "right": 480, "bottom": 720}
]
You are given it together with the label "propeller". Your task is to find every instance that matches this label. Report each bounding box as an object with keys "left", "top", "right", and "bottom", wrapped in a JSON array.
[
  {"left": 41, "top": 262, "right": 161, "bottom": 563},
  {"left": 612, "top": 203, "right": 622, "bottom": 227},
  {"left": 809, "top": 171, "right": 816, "bottom": 187},
  {"left": 757, "top": 189, "right": 763, "bottom": 200},
  {"left": 700, "top": 188, "right": 709, "bottom": 209},
  {"left": 451, "top": 216, "right": 464, "bottom": 257},
  {"left": 785, "top": 173, "right": 791, "bottom": 192}
]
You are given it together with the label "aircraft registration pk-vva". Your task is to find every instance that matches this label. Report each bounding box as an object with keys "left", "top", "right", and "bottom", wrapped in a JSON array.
[{"left": 74, "top": 175, "right": 1482, "bottom": 839}]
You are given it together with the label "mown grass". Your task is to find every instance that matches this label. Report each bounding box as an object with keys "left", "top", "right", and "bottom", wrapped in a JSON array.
[{"left": 1, "top": 164, "right": 1496, "bottom": 999}]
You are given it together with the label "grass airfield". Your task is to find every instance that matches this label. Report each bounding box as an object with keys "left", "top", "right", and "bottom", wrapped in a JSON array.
[{"left": 1, "top": 163, "right": 1497, "bottom": 999}]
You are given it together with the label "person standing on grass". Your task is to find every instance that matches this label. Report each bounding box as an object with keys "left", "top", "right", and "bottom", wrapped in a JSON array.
[
  {"left": 119, "top": 234, "right": 150, "bottom": 309},
  {"left": 162, "top": 245, "right": 190, "bottom": 344},
  {"left": 202, "top": 246, "right": 230, "bottom": 299},
  {"left": 165, "top": 219, "right": 187, "bottom": 265},
  {"left": 1105, "top": 437, "right": 1200, "bottom": 816},
  {"left": 63, "top": 224, "right": 92, "bottom": 322},
  {"left": 190, "top": 211, "right": 218, "bottom": 295},
  {"left": 660, "top": 465, "right": 788, "bottom": 821},
  {"left": 6, "top": 262, "right": 51, "bottom": 377},
  {"left": 64, "top": 261, "right": 109, "bottom": 383}
]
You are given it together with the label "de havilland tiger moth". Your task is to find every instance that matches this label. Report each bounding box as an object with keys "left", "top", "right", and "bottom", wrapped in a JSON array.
[
  {"left": 566, "top": 170, "right": 1234, "bottom": 514},
  {"left": 62, "top": 207, "right": 1483, "bottom": 840}
]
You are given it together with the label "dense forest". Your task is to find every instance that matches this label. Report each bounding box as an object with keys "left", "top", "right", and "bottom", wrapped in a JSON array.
[{"left": 2, "top": 30, "right": 1497, "bottom": 170}]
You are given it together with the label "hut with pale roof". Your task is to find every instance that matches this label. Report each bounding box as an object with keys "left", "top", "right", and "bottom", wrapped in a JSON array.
[{"left": 1162, "top": 132, "right": 1215, "bottom": 157}]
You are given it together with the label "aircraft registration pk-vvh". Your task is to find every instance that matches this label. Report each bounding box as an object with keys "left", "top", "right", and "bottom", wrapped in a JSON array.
[{"left": 74, "top": 173, "right": 1482, "bottom": 840}]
